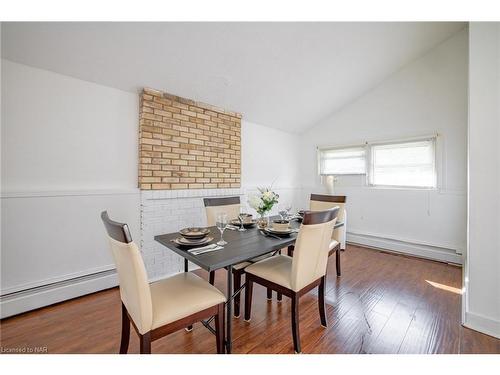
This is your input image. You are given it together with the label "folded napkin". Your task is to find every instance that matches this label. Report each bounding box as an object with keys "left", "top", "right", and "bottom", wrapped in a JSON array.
[
  {"left": 187, "top": 243, "right": 216, "bottom": 252},
  {"left": 188, "top": 244, "right": 224, "bottom": 255}
]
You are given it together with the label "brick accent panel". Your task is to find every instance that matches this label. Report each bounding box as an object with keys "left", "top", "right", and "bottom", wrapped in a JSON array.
[{"left": 139, "top": 88, "right": 242, "bottom": 190}]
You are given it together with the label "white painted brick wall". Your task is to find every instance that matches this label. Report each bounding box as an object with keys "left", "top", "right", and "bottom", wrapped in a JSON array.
[{"left": 140, "top": 187, "right": 302, "bottom": 280}]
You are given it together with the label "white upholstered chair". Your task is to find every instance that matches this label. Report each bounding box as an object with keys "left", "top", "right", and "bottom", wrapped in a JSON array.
[
  {"left": 244, "top": 208, "right": 339, "bottom": 353},
  {"left": 306, "top": 194, "right": 347, "bottom": 277},
  {"left": 309, "top": 194, "right": 347, "bottom": 250},
  {"left": 101, "top": 211, "right": 226, "bottom": 354},
  {"left": 203, "top": 196, "right": 275, "bottom": 317}
]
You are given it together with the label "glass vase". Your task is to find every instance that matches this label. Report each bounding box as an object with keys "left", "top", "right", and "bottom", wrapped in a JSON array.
[{"left": 257, "top": 213, "right": 270, "bottom": 229}]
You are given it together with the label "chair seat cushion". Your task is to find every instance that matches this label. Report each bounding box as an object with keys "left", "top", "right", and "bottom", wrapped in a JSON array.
[
  {"left": 244, "top": 255, "right": 293, "bottom": 290},
  {"left": 150, "top": 272, "right": 226, "bottom": 329},
  {"left": 329, "top": 239, "right": 339, "bottom": 251}
]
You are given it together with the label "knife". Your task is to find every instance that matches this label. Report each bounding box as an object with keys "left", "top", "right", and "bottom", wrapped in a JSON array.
[
  {"left": 187, "top": 243, "right": 217, "bottom": 253},
  {"left": 191, "top": 246, "right": 224, "bottom": 256}
]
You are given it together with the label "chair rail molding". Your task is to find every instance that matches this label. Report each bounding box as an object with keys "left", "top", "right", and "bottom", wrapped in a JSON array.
[{"left": 1, "top": 188, "right": 140, "bottom": 199}]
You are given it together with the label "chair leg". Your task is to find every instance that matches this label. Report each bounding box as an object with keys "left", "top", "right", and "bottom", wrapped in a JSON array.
[
  {"left": 277, "top": 292, "right": 283, "bottom": 301},
  {"left": 119, "top": 303, "right": 130, "bottom": 354},
  {"left": 233, "top": 271, "right": 242, "bottom": 317},
  {"left": 197, "top": 271, "right": 214, "bottom": 331},
  {"left": 140, "top": 332, "right": 151, "bottom": 354},
  {"left": 244, "top": 277, "right": 253, "bottom": 322},
  {"left": 336, "top": 249, "right": 341, "bottom": 277},
  {"left": 267, "top": 288, "right": 272, "bottom": 300},
  {"left": 291, "top": 294, "right": 301, "bottom": 353},
  {"left": 318, "top": 276, "right": 327, "bottom": 327},
  {"left": 215, "top": 303, "right": 225, "bottom": 354}
]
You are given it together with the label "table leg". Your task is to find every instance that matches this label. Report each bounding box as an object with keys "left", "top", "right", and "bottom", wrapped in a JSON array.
[
  {"left": 226, "top": 265, "right": 233, "bottom": 354},
  {"left": 184, "top": 259, "right": 193, "bottom": 332}
]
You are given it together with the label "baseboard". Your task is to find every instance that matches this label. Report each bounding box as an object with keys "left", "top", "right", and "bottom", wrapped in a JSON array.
[
  {"left": 347, "top": 231, "right": 463, "bottom": 265},
  {"left": 0, "top": 264, "right": 116, "bottom": 296},
  {"left": 464, "top": 312, "right": 500, "bottom": 339},
  {"left": 0, "top": 270, "right": 118, "bottom": 319}
]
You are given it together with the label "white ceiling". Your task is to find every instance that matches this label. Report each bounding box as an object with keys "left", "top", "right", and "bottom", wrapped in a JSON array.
[{"left": 1, "top": 22, "right": 466, "bottom": 133}]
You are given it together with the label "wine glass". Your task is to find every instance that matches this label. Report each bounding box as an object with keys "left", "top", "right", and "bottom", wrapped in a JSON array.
[
  {"left": 216, "top": 212, "right": 228, "bottom": 246},
  {"left": 278, "top": 204, "right": 288, "bottom": 220},
  {"left": 238, "top": 206, "right": 247, "bottom": 232},
  {"left": 285, "top": 203, "right": 292, "bottom": 219}
]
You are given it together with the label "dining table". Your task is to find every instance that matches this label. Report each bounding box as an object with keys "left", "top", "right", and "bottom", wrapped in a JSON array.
[{"left": 154, "top": 215, "right": 344, "bottom": 354}]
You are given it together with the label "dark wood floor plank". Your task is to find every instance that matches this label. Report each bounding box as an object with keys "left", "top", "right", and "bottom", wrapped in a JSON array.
[
  {"left": 398, "top": 260, "right": 462, "bottom": 354},
  {"left": 460, "top": 326, "right": 500, "bottom": 354},
  {"left": 1, "top": 245, "right": 498, "bottom": 354}
]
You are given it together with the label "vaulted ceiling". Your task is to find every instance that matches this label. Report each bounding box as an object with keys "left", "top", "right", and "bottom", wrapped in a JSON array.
[{"left": 1, "top": 22, "right": 466, "bottom": 133}]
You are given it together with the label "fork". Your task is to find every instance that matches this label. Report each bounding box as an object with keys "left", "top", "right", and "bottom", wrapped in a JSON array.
[{"left": 259, "top": 230, "right": 281, "bottom": 240}]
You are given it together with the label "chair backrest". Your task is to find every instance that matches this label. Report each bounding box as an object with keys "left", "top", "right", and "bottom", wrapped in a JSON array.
[
  {"left": 101, "top": 211, "right": 153, "bottom": 334},
  {"left": 310, "top": 194, "right": 346, "bottom": 220},
  {"left": 310, "top": 194, "right": 346, "bottom": 242},
  {"left": 203, "top": 196, "right": 241, "bottom": 226},
  {"left": 291, "top": 208, "right": 339, "bottom": 291}
]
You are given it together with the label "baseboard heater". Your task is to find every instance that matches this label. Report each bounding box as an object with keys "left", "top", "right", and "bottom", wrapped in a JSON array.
[
  {"left": 0, "top": 269, "right": 118, "bottom": 319},
  {"left": 346, "top": 231, "right": 463, "bottom": 265}
]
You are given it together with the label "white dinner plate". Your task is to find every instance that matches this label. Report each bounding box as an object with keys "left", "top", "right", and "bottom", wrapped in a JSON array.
[{"left": 173, "top": 236, "right": 213, "bottom": 246}]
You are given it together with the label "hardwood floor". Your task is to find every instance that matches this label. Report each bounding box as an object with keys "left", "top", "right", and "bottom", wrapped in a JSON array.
[{"left": 1, "top": 245, "right": 499, "bottom": 354}]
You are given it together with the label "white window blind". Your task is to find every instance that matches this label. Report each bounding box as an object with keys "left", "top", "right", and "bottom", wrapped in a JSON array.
[
  {"left": 369, "top": 138, "right": 436, "bottom": 188},
  {"left": 319, "top": 146, "right": 366, "bottom": 175}
]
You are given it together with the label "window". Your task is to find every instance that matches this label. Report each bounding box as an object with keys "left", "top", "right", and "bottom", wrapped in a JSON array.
[
  {"left": 317, "top": 136, "right": 438, "bottom": 189},
  {"left": 318, "top": 146, "right": 366, "bottom": 175},
  {"left": 369, "top": 139, "right": 436, "bottom": 188}
]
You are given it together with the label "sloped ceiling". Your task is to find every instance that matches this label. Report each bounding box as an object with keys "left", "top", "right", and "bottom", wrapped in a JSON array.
[{"left": 1, "top": 22, "right": 466, "bottom": 133}]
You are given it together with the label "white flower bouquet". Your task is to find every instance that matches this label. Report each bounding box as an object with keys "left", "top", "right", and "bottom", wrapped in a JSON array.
[{"left": 248, "top": 187, "right": 279, "bottom": 216}]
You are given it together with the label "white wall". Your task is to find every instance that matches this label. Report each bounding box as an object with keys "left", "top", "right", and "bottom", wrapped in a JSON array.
[
  {"left": 241, "top": 120, "right": 301, "bottom": 211},
  {"left": 298, "top": 29, "right": 468, "bottom": 264},
  {"left": 1, "top": 60, "right": 141, "bottom": 317},
  {"left": 242, "top": 120, "right": 300, "bottom": 189},
  {"left": 1, "top": 60, "right": 139, "bottom": 191},
  {"left": 466, "top": 22, "right": 500, "bottom": 338}
]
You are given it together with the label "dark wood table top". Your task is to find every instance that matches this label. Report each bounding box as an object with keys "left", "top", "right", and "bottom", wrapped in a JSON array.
[{"left": 155, "top": 216, "right": 344, "bottom": 272}]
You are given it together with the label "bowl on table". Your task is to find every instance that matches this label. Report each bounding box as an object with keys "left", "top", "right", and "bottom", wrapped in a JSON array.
[
  {"left": 230, "top": 214, "right": 256, "bottom": 228},
  {"left": 179, "top": 227, "right": 211, "bottom": 240},
  {"left": 295, "top": 210, "right": 306, "bottom": 222},
  {"left": 272, "top": 219, "right": 290, "bottom": 232},
  {"left": 265, "top": 227, "right": 293, "bottom": 237},
  {"left": 239, "top": 213, "right": 253, "bottom": 224}
]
